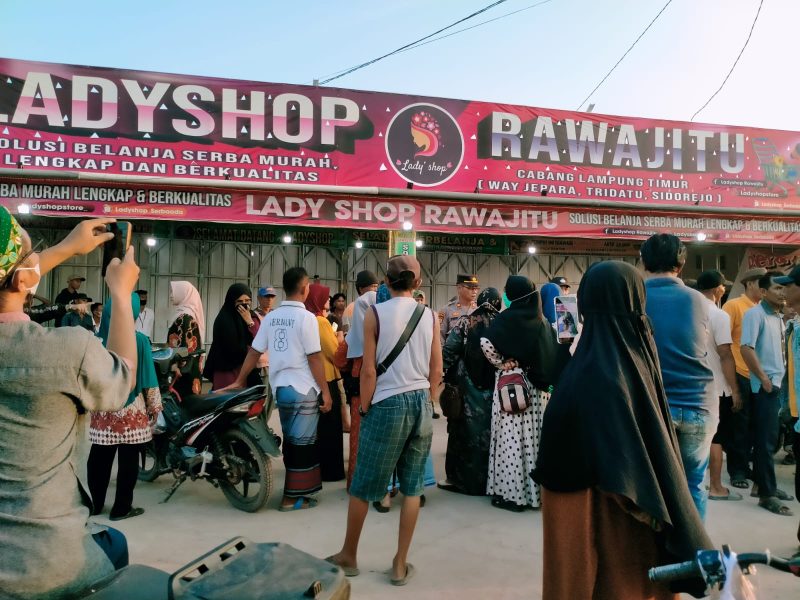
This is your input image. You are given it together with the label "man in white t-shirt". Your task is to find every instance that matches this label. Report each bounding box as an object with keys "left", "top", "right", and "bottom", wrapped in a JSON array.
[
  {"left": 134, "top": 289, "right": 155, "bottom": 340},
  {"left": 696, "top": 270, "right": 743, "bottom": 501},
  {"left": 327, "top": 255, "right": 442, "bottom": 586},
  {"left": 224, "top": 267, "right": 332, "bottom": 511}
]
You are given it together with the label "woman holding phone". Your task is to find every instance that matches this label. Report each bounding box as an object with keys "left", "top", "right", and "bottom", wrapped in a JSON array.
[{"left": 203, "top": 283, "right": 262, "bottom": 391}]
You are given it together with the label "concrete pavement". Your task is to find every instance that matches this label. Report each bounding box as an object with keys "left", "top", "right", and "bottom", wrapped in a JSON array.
[{"left": 97, "top": 417, "right": 799, "bottom": 599}]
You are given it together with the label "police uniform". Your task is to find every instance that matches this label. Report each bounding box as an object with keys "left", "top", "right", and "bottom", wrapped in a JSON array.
[{"left": 438, "top": 274, "right": 479, "bottom": 345}]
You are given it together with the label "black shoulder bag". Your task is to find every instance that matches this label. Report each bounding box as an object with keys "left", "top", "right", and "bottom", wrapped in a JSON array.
[{"left": 372, "top": 302, "right": 426, "bottom": 375}]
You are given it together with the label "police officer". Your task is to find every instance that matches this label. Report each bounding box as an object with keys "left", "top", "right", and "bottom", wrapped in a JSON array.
[{"left": 438, "top": 274, "right": 480, "bottom": 346}]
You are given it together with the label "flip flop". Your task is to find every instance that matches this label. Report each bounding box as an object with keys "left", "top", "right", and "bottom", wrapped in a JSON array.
[
  {"left": 751, "top": 486, "right": 794, "bottom": 501},
  {"left": 372, "top": 500, "right": 391, "bottom": 513},
  {"left": 109, "top": 507, "right": 145, "bottom": 521},
  {"left": 758, "top": 497, "right": 794, "bottom": 516},
  {"left": 709, "top": 491, "right": 743, "bottom": 501},
  {"left": 390, "top": 563, "right": 416, "bottom": 586},
  {"left": 278, "top": 497, "right": 318, "bottom": 512},
  {"left": 325, "top": 556, "right": 359, "bottom": 577},
  {"left": 730, "top": 479, "right": 749, "bottom": 489}
]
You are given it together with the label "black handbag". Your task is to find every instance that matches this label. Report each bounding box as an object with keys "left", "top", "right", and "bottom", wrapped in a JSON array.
[{"left": 439, "top": 378, "right": 463, "bottom": 420}]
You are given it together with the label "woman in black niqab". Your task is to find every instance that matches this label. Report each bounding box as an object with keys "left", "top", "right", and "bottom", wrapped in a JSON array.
[
  {"left": 532, "top": 261, "right": 711, "bottom": 599},
  {"left": 203, "top": 283, "right": 263, "bottom": 390},
  {"left": 480, "top": 276, "right": 557, "bottom": 511}
]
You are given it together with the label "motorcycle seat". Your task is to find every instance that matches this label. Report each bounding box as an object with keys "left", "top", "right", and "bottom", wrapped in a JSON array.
[
  {"left": 84, "top": 564, "right": 169, "bottom": 599},
  {"left": 181, "top": 391, "right": 243, "bottom": 418}
]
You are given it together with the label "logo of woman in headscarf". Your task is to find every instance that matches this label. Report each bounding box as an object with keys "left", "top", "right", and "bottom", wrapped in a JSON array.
[
  {"left": 411, "top": 111, "right": 441, "bottom": 157},
  {"left": 386, "top": 103, "right": 464, "bottom": 187}
]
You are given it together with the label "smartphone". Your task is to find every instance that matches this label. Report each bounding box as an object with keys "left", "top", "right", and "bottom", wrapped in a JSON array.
[
  {"left": 101, "top": 221, "right": 131, "bottom": 277},
  {"left": 554, "top": 295, "right": 579, "bottom": 344}
]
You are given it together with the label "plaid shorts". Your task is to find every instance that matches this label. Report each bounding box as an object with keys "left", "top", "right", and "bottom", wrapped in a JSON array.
[{"left": 350, "top": 389, "right": 433, "bottom": 502}]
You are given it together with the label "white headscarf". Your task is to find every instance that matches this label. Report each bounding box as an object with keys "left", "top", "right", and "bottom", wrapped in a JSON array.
[
  {"left": 170, "top": 281, "right": 206, "bottom": 342},
  {"left": 346, "top": 290, "right": 377, "bottom": 359}
]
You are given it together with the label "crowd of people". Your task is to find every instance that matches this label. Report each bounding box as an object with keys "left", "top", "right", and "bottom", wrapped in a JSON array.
[{"left": 1, "top": 207, "right": 799, "bottom": 598}]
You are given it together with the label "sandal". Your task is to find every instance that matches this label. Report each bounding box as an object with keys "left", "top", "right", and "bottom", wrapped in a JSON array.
[
  {"left": 109, "top": 507, "right": 145, "bottom": 521},
  {"left": 491, "top": 497, "right": 525, "bottom": 513},
  {"left": 751, "top": 486, "right": 794, "bottom": 501},
  {"left": 325, "top": 556, "right": 359, "bottom": 577},
  {"left": 390, "top": 563, "right": 416, "bottom": 586},
  {"left": 372, "top": 500, "right": 391, "bottom": 513},
  {"left": 730, "top": 479, "right": 749, "bottom": 489},
  {"left": 758, "top": 497, "right": 794, "bottom": 516},
  {"left": 279, "top": 497, "right": 318, "bottom": 512}
]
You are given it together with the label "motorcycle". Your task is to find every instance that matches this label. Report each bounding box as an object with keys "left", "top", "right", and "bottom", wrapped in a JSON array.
[{"left": 138, "top": 347, "right": 280, "bottom": 512}]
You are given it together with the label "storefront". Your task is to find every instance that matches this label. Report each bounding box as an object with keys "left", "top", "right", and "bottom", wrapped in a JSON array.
[{"left": 1, "top": 57, "right": 797, "bottom": 343}]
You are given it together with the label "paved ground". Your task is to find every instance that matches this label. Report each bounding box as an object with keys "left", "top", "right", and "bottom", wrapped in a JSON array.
[{"left": 96, "top": 416, "right": 800, "bottom": 599}]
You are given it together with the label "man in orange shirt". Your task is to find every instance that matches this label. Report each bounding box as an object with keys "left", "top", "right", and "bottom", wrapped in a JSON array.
[{"left": 722, "top": 267, "right": 767, "bottom": 489}]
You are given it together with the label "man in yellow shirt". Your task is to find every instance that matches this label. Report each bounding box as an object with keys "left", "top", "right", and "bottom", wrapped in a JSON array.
[{"left": 722, "top": 267, "right": 767, "bottom": 488}]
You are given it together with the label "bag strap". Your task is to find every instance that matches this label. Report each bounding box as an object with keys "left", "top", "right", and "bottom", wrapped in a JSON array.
[{"left": 375, "top": 302, "right": 426, "bottom": 376}]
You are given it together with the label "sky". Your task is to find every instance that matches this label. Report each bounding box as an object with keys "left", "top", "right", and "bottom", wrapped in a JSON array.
[{"left": 1, "top": 0, "right": 798, "bottom": 131}]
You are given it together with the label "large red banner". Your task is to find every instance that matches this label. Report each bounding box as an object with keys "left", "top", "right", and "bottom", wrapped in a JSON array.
[
  {"left": 1, "top": 58, "right": 800, "bottom": 213},
  {"left": 1, "top": 180, "right": 798, "bottom": 245}
]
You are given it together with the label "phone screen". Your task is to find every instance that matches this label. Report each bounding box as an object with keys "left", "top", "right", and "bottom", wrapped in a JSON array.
[
  {"left": 554, "top": 295, "right": 579, "bottom": 344},
  {"left": 101, "top": 222, "right": 131, "bottom": 277}
]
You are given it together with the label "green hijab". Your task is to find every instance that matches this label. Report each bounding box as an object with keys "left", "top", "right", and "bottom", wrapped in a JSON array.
[{"left": 98, "top": 293, "right": 158, "bottom": 405}]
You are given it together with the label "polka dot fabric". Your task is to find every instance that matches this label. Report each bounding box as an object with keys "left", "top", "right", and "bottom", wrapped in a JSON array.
[{"left": 481, "top": 337, "right": 549, "bottom": 508}]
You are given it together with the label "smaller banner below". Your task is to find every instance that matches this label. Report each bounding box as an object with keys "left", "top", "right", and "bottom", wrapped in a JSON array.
[
  {"left": 1, "top": 180, "right": 798, "bottom": 245},
  {"left": 730, "top": 246, "right": 800, "bottom": 297}
]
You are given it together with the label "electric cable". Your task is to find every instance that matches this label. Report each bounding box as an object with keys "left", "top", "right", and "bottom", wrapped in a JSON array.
[
  {"left": 393, "top": 0, "right": 554, "bottom": 56},
  {"left": 318, "top": 0, "right": 510, "bottom": 85},
  {"left": 575, "top": 0, "right": 674, "bottom": 111},
  {"left": 691, "top": 0, "right": 764, "bottom": 121}
]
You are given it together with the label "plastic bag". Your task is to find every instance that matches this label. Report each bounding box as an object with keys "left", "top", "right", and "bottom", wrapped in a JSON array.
[{"left": 719, "top": 550, "right": 757, "bottom": 600}]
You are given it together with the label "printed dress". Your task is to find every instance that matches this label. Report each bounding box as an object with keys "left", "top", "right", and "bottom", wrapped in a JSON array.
[
  {"left": 89, "top": 388, "right": 163, "bottom": 445},
  {"left": 481, "top": 337, "right": 549, "bottom": 508}
]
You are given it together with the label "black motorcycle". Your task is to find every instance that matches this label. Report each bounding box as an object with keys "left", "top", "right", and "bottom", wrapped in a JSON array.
[{"left": 138, "top": 347, "right": 280, "bottom": 512}]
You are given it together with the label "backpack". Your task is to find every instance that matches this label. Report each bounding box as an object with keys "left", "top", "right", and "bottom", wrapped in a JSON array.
[{"left": 496, "top": 367, "right": 532, "bottom": 414}]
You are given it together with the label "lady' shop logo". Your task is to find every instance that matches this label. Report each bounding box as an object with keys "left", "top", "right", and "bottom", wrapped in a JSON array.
[{"left": 385, "top": 103, "right": 464, "bottom": 187}]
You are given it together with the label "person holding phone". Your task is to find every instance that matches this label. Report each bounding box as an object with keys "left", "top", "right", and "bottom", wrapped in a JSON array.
[
  {"left": 203, "top": 283, "right": 262, "bottom": 391},
  {"left": 0, "top": 209, "right": 141, "bottom": 599}
]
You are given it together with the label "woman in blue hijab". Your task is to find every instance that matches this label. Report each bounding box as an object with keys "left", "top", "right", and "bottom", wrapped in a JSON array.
[
  {"left": 87, "top": 293, "right": 162, "bottom": 521},
  {"left": 540, "top": 282, "right": 561, "bottom": 327}
]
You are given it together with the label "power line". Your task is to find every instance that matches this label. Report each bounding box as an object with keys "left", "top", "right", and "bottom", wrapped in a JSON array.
[
  {"left": 575, "top": 0, "right": 674, "bottom": 111},
  {"left": 318, "top": 0, "right": 510, "bottom": 85},
  {"left": 393, "top": 0, "right": 554, "bottom": 56},
  {"left": 691, "top": 0, "right": 764, "bottom": 121}
]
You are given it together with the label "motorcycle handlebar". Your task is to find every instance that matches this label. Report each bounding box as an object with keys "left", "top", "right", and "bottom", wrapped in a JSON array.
[
  {"left": 648, "top": 560, "right": 700, "bottom": 583},
  {"left": 650, "top": 551, "right": 800, "bottom": 584}
]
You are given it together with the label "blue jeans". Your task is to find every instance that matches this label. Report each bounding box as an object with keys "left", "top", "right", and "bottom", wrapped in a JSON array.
[{"left": 669, "top": 406, "right": 717, "bottom": 521}]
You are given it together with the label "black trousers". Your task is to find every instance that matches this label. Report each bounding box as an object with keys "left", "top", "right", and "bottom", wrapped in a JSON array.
[
  {"left": 752, "top": 386, "right": 781, "bottom": 498},
  {"left": 726, "top": 373, "right": 754, "bottom": 480},
  {"left": 317, "top": 381, "right": 345, "bottom": 482},
  {"left": 87, "top": 443, "right": 144, "bottom": 518}
]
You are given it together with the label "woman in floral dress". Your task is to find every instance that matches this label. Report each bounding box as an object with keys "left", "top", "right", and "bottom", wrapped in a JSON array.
[
  {"left": 87, "top": 293, "right": 162, "bottom": 520},
  {"left": 167, "top": 281, "right": 205, "bottom": 398}
]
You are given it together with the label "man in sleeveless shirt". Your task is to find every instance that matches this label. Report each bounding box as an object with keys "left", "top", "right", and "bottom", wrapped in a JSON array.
[{"left": 327, "top": 255, "right": 442, "bottom": 586}]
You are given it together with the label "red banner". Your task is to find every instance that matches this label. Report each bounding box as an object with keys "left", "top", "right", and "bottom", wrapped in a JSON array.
[
  {"left": 1, "top": 180, "right": 798, "bottom": 245},
  {"left": 1, "top": 58, "right": 800, "bottom": 213}
]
